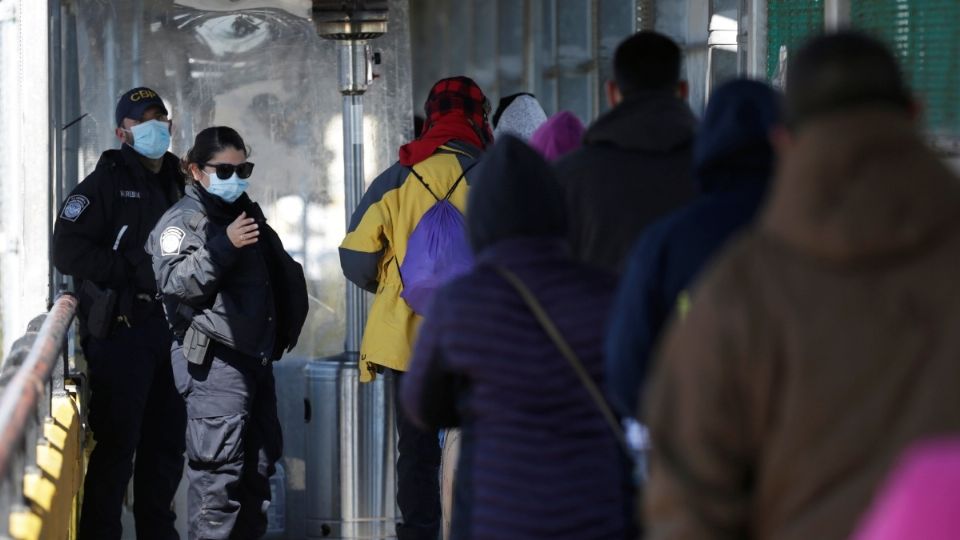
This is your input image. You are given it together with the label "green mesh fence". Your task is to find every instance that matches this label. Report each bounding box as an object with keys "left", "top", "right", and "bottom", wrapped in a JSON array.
[
  {"left": 851, "top": 0, "right": 960, "bottom": 139},
  {"left": 766, "top": 0, "right": 824, "bottom": 80}
]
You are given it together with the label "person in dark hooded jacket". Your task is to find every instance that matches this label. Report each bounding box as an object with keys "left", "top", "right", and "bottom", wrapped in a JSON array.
[
  {"left": 555, "top": 31, "right": 697, "bottom": 272},
  {"left": 605, "top": 79, "right": 781, "bottom": 416},
  {"left": 401, "top": 136, "right": 628, "bottom": 540}
]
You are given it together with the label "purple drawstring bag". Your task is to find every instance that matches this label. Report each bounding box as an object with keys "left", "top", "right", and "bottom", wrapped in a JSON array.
[{"left": 399, "top": 166, "right": 475, "bottom": 315}]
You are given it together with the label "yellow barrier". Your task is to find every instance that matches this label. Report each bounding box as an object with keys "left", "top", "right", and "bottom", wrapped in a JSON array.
[{"left": 9, "top": 390, "right": 83, "bottom": 540}]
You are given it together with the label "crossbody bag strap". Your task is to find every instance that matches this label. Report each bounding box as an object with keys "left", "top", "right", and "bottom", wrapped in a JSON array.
[{"left": 492, "top": 265, "right": 631, "bottom": 455}]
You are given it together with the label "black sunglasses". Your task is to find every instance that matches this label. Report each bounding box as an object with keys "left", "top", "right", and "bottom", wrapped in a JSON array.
[{"left": 202, "top": 162, "right": 255, "bottom": 180}]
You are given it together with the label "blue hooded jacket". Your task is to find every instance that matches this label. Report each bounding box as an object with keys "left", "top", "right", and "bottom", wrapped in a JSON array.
[{"left": 606, "top": 79, "right": 781, "bottom": 416}]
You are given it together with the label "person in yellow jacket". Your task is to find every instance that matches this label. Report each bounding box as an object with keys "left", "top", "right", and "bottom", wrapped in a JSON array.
[{"left": 340, "top": 76, "right": 491, "bottom": 540}]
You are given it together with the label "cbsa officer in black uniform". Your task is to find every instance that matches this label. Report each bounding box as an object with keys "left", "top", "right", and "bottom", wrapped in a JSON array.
[
  {"left": 148, "top": 126, "right": 307, "bottom": 540},
  {"left": 52, "top": 87, "right": 186, "bottom": 540}
]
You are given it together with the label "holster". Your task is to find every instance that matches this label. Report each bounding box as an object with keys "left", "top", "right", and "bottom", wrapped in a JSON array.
[
  {"left": 183, "top": 325, "right": 212, "bottom": 365},
  {"left": 78, "top": 280, "right": 118, "bottom": 339}
]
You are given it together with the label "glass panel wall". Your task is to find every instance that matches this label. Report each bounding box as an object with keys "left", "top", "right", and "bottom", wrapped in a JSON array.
[
  {"left": 599, "top": 0, "right": 637, "bottom": 114},
  {"left": 557, "top": 0, "right": 594, "bottom": 123},
  {"left": 498, "top": 0, "right": 526, "bottom": 96},
  {"left": 70, "top": 0, "right": 413, "bottom": 360},
  {"left": 411, "top": 0, "right": 639, "bottom": 127}
]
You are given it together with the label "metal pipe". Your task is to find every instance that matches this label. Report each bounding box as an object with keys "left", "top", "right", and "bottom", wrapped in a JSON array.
[
  {"left": 824, "top": 0, "right": 852, "bottom": 31},
  {"left": 341, "top": 41, "right": 371, "bottom": 355},
  {"left": 0, "top": 294, "right": 78, "bottom": 479},
  {"left": 132, "top": 0, "right": 143, "bottom": 85},
  {"left": 105, "top": 12, "right": 116, "bottom": 133}
]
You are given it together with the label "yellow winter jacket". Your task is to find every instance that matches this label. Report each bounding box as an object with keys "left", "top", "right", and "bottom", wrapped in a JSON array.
[{"left": 340, "top": 142, "right": 481, "bottom": 382}]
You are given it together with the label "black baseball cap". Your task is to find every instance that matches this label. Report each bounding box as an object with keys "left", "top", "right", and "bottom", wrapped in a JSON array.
[{"left": 115, "top": 87, "right": 168, "bottom": 127}]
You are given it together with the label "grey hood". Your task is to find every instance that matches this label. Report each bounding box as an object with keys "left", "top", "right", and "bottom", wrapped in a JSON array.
[{"left": 493, "top": 94, "right": 548, "bottom": 141}]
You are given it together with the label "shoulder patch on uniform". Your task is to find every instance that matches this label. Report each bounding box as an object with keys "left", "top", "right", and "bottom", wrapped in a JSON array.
[
  {"left": 160, "top": 227, "right": 186, "bottom": 256},
  {"left": 60, "top": 195, "right": 90, "bottom": 222}
]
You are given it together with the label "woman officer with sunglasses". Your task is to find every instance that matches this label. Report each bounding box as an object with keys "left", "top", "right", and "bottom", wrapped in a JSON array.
[{"left": 147, "top": 126, "right": 308, "bottom": 540}]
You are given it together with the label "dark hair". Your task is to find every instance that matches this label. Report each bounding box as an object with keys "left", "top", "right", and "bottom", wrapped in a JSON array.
[
  {"left": 786, "top": 31, "right": 911, "bottom": 129},
  {"left": 182, "top": 126, "right": 248, "bottom": 180},
  {"left": 414, "top": 115, "right": 425, "bottom": 137},
  {"left": 613, "top": 31, "right": 682, "bottom": 96}
]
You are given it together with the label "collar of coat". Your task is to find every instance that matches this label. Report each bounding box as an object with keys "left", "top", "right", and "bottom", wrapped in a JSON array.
[
  {"left": 760, "top": 106, "right": 960, "bottom": 264},
  {"left": 186, "top": 183, "right": 265, "bottom": 224},
  {"left": 584, "top": 90, "right": 696, "bottom": 154}
]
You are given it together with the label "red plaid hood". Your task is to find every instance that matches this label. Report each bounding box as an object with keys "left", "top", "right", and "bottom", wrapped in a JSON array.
[{"left": 399, "top": 77, "right": 492, "bottom": 166}]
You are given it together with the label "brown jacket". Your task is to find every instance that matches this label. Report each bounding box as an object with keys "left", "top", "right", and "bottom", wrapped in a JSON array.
[{"left": 644, "top": 108, "right": 960, "bottom": 540}]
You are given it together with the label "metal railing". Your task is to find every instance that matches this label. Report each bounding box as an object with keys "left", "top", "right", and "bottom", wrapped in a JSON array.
[{"left": 0, "top": 294, "right": 83, "bottom": 540}]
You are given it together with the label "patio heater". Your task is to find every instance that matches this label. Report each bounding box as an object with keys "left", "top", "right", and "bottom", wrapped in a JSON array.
[{"left": 305, "top": 2, "right": 397, "bottom": 539}]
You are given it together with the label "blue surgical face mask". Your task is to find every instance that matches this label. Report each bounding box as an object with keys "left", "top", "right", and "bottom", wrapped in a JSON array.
[
  {"left": 127, "top": 119, "right": 171, "bottom": 159},
  {"left": 204, "top": 171, "right": 249, "bottom": 203}
]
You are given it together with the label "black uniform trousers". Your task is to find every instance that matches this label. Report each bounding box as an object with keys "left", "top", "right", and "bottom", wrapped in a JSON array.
[
  {"left": 392, "top": 370, "right": 442, "bottom": 540},
  {"left": 78, "top": 304, "right": 186, "bottom": 540},
  {"left": 172, "top": 340, "right": 282, "bottom": 540}
]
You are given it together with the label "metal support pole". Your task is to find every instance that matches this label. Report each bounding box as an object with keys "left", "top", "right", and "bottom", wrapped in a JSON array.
[
  {"left": 104, "top": 11, "right": 116, "bottom": 137},
  {"left": 310, "top": 4, "right": 396, "bottom": 538},
  {"left": 825, "top": 0, "right": 851, "bottom": 31},
  {"left": 340, "top": 39, "right": 374, "bottom": 355},
  {"left": 746, "top": 0, "right": 766, "bottom": 79},
  {"left": 132, "top": 0, "right": 143, "bottom": 85},
  {"left": 343, "top": 88, "right": 368, "bottom": 354}
]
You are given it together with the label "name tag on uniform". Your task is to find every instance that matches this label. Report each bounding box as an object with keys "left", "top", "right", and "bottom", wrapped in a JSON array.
[{"left": 120, "top": 190, "right": 141, "bottom": 199}]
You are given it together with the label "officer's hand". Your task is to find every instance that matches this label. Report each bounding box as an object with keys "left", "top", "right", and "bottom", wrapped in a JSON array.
[{"left": 227, "top": 212, "right": 259, "bottom": 248}]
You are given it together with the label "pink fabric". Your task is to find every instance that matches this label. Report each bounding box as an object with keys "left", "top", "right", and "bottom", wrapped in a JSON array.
[
  {"left": 853, "top": 438, "right": 960, "bottom": 540},
  {"left": 529, "top": 111, "right": 585, "bottom": 161}
]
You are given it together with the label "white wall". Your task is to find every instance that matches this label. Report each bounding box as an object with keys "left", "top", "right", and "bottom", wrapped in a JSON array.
[{"left": 0, "top": 0, "right": 52, "bottom": 359}]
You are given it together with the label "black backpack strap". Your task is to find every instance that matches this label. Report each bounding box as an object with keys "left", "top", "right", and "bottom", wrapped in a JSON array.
[
  {"left": 407, "top": 167, "right": 440, "bottom": 202},
  {"left": 441, "top": 161, "right": 479, "bottom": 201},
  {"left": 409, "top": 158, "right": 480, "bottom": 202}
]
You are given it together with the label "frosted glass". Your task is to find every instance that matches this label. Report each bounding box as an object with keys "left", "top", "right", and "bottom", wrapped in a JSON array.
[{"left": 72, "top": 0, "right": 413, "bottom": 359}]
